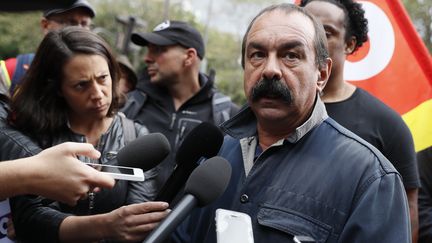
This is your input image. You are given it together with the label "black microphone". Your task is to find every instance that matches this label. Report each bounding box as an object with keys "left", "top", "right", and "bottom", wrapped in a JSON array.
[
  {"left": 144, "top": 156, "right": 232, "bottom": 243},
  {"left": 117, "top": 133, "right": 171, "bottom": 171},
  {"left": 155, "top": 122, "right": 224, "bottom": 203}
]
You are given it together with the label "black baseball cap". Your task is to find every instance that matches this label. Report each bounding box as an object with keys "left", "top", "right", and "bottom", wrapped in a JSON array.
[
  {"left": 131, "top": 20, "right": 205, "bottom": 59},
  {"left": 43, "top": 0, "right": 95, "bottom": 18}
]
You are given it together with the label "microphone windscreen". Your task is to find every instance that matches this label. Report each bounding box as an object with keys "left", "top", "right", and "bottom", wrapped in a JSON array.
[
  {"left": 175, "top": 122, "right": 223, "bottom": 165},
  {"left": 117, "top": 133, "right": 171, "bottom": 171},
  {"left": 185, "top": 156, "right": 231, "bottom": 206}
]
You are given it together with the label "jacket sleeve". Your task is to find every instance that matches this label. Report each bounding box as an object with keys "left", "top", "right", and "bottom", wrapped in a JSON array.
[
  {"left": 338, "top": 172, "right": 411, "bottom": 243},
  {"left": 0, "top": 123, "right": 41, "bottom": 161},
  {"left": 10, "top": 195, "right": 71, "bottom": 243},
  {"left": 0, "top": 125, "right": 71, "bottom": 243},
  {"left": 125, "top": 122, "right": 158, "bottom": 204},
  {"left": 382, "top": 113, "right": 419, "bottom": 189}
]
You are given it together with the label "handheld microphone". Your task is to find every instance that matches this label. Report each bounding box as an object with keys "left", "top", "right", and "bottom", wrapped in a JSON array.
[
  {"left": 144, "top": 156, "right": 232, "bottom": 243},
  {"left": 155, "top": 122, "right": 224, "bottom": 203},
  {"left": 117, "top": 133, "right": 171, "bottom": 171}
]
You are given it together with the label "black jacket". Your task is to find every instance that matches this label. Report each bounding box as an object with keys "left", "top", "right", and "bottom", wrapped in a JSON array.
[
  {"left": 121, "top": 73, "right": 239, "bottom": 199},
  {"left": 6, "top": 114, "right": 152, "bottom": 243},
  {"left": 0, "top": 99, "right": 41, "bottom": 160}
]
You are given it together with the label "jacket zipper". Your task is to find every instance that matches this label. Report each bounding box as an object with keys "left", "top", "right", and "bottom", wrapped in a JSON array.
[{"left": 169, "top": 112, "right": 177, "bottom": 130}]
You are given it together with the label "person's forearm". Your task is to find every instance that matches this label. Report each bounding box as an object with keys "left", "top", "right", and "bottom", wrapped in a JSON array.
[
  {"left": 407, "top": 188, "right": 419, "bottom": 243},
  {"left": 59, "top": 214, "right": 110, "bottom": 243},
  {"left": 0, "top": 159, "right": 31, "bottom": 199}
]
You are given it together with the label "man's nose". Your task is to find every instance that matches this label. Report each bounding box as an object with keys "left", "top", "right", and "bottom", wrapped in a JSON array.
[
  {"left": 262, "top": 54, "right": 282, "bottom": 81},
  {"left": 144, "top": 52, "right": 154, "bottom": 64}
]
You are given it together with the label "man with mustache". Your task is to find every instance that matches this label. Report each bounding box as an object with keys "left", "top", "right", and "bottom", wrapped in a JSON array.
[
  {"left": 174, "top": 3, "right": 410, "bottom": 242},
  {"left": 300, "top": 1, "right": 420, "bottom": 241},
  {"left": 122, "top": 20, "right": 239, "bottom": 201}
]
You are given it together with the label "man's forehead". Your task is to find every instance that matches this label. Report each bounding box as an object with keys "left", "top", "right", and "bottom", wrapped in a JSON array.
[
  {"left": 256, "top": 10, "right": 313, "bottom": 31},
  {"left": 247, "top": 10, "right": 315, "bottom": 46}
]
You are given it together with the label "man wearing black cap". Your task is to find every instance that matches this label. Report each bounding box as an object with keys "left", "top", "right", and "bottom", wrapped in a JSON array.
[
  {"left": 41, "top": 0, "right": 94, "bottom": 33},
  {"left": 2, "top": 0, "right": 95, "bottom": 95},
  {"left": 122, "top": 20, "right": 239, "bottom": 201}
]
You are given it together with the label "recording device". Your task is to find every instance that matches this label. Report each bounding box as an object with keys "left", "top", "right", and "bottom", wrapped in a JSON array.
[
  {"left": 155, "top": 122, "right": 223, "bottom": 204},
  {"left": 117, "top": 133, "right": 171, "bottom": 171},
  {"left": 85, "top": 163, "right": 144, "bottom": 182},
  {"left": 216, "top": 209, "right": 254, "bottom": 243},
  {"left": 87, "top": 133, "right": 170, "bottom": 181},
  {"left": 293, "top": 236, "right": 316, "bottom": 243},
  {"left": 144, "top": 156, "right": 232, "bottom": 243}
]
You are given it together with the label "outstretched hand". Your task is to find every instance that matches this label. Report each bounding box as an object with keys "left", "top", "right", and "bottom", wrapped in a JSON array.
[
  {"left": 102, "top": 202, "right": 170, "bottom": 242},
  {"left": 23, "top": 142, "right": 115, "bottom": 205}
]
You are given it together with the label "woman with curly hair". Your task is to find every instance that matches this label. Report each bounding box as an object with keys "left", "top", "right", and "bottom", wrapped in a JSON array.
[
  {"left": 301, "top": 0, "right": 420, "bottom": 242},
  {"left": 8, "top": 26, "right": 167, "bottom": 243}
]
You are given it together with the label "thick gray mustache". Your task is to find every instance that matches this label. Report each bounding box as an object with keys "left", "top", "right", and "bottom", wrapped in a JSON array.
[{"left": 251, "top": 77, "right": 292, "bottom": 103}]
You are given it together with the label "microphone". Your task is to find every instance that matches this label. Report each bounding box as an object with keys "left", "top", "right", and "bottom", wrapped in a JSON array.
[
  {"left": 117, "top": 133, "right": 171, "bottom": 171},
  {"left": 144, "top": 156, "right": 232, "bottom": 243},
  {"left": 155, "top": 122, "right": 224, "bottom": 203}
]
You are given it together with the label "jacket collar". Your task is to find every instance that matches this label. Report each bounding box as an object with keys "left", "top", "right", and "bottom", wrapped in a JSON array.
[
  {"left": 221, "top": 94, "right": 328, "bottom": 143},
  {"left": 137, "top": 72, "right": 214, "bottom": 103}
]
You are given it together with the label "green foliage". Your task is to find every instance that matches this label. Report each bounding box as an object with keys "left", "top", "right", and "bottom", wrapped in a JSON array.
[
  {"left": 206, "top": 28, "right": 245, "bottom": 105},
  {"left": 402, "top": 0, "right": 432, "bottom": 53},
  {"left": 0, "top": 12, "right": 42, "bottom": 59}
]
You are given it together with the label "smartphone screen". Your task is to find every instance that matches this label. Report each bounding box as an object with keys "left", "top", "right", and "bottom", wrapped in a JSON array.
[
  {"left": 216, "top": 209, "right": 254, "bottom": 243},
  {"left": 85, "top": 163, "right": 144, "bottom": 181},
  {"left": 91, "top": 164, "right": 135, "bottom": 175}
]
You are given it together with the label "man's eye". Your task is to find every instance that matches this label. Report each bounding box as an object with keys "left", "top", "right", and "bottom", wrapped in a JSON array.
[
  {"left": 285, "top": 52, "right": 299, "bottom": 60},
  {"left": 250, "top": 52, "right": 265, "bottom": 59}
]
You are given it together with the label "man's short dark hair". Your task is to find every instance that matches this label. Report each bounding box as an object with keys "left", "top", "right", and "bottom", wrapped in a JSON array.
[
  {"left": 300, "top": 0, "right": 368, "bottom": 54},
  {"left": 241, "top": 3, "right": 329, "bottom": 70}
]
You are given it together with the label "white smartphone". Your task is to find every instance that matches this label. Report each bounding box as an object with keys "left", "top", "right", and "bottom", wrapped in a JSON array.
[
  {"left": 215, "top": 208, "right": 254, "bottom": 243},
  {"left": 85, "top": 163, "right": 144, "bottom": 182}
]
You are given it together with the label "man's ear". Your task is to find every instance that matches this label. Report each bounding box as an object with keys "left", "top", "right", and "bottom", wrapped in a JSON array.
[
  {"left": 345, "top": 36, "right": 357, "bottom": 55},
  {"left": 184, "top": 48, "right": 197, "bottom": 67},
  {"left": 40, "top": 18, "right": 50, "bottom": 35},
  {"left": 317, "top": 57, "right": 332, "bottom": 93}
]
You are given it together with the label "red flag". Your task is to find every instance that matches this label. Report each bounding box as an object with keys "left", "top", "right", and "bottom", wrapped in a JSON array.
[{"left": 333, "top": 0, "right": 432, "bottom": 152}]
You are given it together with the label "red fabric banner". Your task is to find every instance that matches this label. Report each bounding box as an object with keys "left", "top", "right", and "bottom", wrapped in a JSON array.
[{"left": 345, "top": 0, "right": 432, "bottom": 151}]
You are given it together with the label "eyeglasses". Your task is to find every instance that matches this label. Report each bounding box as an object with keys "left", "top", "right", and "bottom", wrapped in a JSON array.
[{"left": 47, "top": 17, "right": 93, "bottom": 30}]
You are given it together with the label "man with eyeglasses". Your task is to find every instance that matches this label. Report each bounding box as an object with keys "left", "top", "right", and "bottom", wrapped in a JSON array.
[{"left": 1, "top": 0, "right": 95, "bottom": 95}]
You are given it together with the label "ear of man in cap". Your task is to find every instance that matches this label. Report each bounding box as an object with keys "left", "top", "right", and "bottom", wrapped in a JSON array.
[
  {"left": 131, "top": 20, "right": 205, "bottom": 60},
  {"left": 43, "top": 0, "right": 95, "bottom": 18}
]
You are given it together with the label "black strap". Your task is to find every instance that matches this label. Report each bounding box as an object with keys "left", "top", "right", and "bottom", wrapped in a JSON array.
[{"left": 119, "top": 113, "right": 136, "bottom": 144}]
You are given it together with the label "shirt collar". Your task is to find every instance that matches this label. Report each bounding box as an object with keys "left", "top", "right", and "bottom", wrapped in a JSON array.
[
  {"left": 286, "top": 94, "right": 328, "bottom": 143},
  {"left": 222, "top": 94, "right": 328, "bottom": 143}
]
